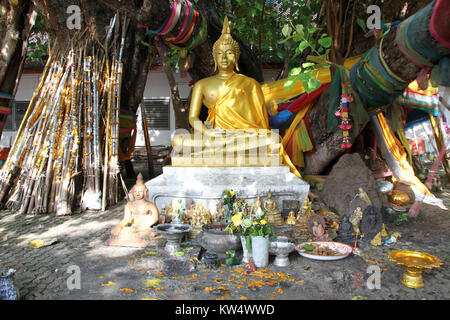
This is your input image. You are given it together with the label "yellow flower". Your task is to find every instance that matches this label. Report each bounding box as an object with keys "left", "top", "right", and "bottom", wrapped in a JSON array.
[
  {"left": 260, "top": 219, "right": 267, "bottom": 225},
  {"left": 230, "top": 190, "right": 235, "bottom": 196},
  {"left": 254, "top": 221, "right": 258, "bottom": 225},
  {"left": 232, "top": 213, "right": 243, "bottom": 227}
]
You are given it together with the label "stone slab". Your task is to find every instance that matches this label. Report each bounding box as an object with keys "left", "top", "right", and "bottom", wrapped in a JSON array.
[{"left": 145, "top": 165, "right": 310, "bottom": 214}]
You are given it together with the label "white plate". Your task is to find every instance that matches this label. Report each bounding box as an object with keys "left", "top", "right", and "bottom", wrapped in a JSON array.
[{"left": 295, "top": 241, "right": 353, "bottom": 261}]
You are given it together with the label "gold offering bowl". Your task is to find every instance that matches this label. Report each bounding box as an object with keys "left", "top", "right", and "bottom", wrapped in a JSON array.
[{"left": 387, "top": 250, "right": 443, "bottom": 289}]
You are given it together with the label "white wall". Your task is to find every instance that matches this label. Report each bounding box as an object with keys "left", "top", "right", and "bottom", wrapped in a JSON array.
[
  {"left": 136, "top": 70, "right": 191, "bottom": 147},
  {"left": 0, "top": 73, "right": 41, "bottom": 148}
]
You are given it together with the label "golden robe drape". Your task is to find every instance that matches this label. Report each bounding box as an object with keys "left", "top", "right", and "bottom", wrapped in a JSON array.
[{"left": 205, "top": 72, "right": 302, "bottom": 178}]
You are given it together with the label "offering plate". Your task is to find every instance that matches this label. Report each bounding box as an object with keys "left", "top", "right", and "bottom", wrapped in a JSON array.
[{"left": 387, "top": 250, "right": 442, "bottom": 289}]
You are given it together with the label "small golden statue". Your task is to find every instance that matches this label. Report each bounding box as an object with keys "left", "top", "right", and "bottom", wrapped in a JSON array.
[
  {"left": 286, "top": 210, "right": 297, "bottom": 225},
  {"left": 166, "top": 201, "right": 174, "bottom": 222},
  {"left": 292, "top": 199, "right": 313, "bottom": 241},
  {"left": 263, "top": 191, "right": 285, "bottom": 226},
  {"left": 189, "top": 201, "right": 212, "bottom": 238},
  {"left": 214, "top": 201, "right": 226, "bottom": 222},
  {"left": 350, "top": 207, "right": 363, "bottom": 236},
  {"left": 109, "top": 173, "right": 160, "bottom": 247},
  {"left": 298, "top": 198, "right": 312, "bottom": 217},
  {"left": 255, "top": 196, "right": 262, "bottom": 212}
]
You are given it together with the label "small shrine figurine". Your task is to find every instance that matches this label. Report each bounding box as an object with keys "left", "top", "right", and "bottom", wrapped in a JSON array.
[
  {"left": 293, "top": 201, "right": 313, "bottom": 241},
  {"left": 172, "top": 199, "right": 186, "bottom": 224},
  {"left": 335, "top": 216, "right": 355, "bottom": 246},
  {"left": 109, "top": 173, "right": 160, "bottom": 247},
  {"left": 214, "top": 201, "right": 226, "bottom": 222},
  {"left": 349, "top": 207, "right": 363, "bottom": 236},
  {"left": 298, "top": 198, "right": 312, "bottom": 217},
  {"left": 307, "top": 214, "right": 331, "bottom": 241},
  {"left": 189, "top": 201, "right": 211, "bottom": 238},
  {"left": 263, "top": 191, "right": 284, "bottom": 226},
  {"left": 286, "top": 211, "right": 297, "bottom": 225},
  {"left": 159, "top": 205, "right": 167, "bottom": 224},
  {"left": 255, "top": 196, "right": 262, "bottom": 212},
  {"left": 166, "top": 201, "right": 174, "bottom": 222},
  {"left": 186, "top": 200, "right": 196, "bottom": 221},
  {"left": 361, "top": 205, "right": 383, "bottom": 244}
]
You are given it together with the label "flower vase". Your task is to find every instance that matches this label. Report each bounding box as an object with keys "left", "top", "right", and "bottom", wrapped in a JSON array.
[
  {"left": 240, "top": 236, "right": 249, "bottom": 264},
  {"left": 251, "top": 235, "right": 270, "bottom": 268}
]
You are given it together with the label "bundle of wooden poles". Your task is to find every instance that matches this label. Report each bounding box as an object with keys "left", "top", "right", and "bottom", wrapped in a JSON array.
[{"left": 0, "top": 14, "right": 130, "bottom": 215}]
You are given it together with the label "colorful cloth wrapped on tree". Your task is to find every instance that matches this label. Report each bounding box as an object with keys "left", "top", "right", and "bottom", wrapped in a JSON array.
[{"left": 397, "top": 80, "right": 440, "bottom": 116}]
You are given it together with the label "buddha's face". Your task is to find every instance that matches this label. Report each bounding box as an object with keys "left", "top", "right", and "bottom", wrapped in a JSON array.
[
  {"left": 215, "top": 43, "right": 236, "bottom": 72},
  {"left": 132, "top": 186, "right": 146, "bottom": 200}
]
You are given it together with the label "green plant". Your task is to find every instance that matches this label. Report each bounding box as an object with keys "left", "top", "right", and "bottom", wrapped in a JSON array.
[
  {"left": 281, "top": 21, "right": 331, "bottom": 93},
  {"left": 222, "top": 189, "right": 236, "bottom": 212},
  {"left": 396, "top": 213, "right": 408, "bottom": 225}
]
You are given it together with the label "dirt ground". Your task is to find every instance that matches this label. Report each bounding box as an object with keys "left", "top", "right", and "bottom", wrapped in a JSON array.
[{"left": 1, "top": 151, "right": 448, "bottom": 303}]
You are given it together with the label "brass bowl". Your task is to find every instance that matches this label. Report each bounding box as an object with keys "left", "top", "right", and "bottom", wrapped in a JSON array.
[
  {"left": 387, "top": 250, "right": 443, "bottom": 289},
  {"left": 388, "top": 190, "right": 411, "bottom": 206}
]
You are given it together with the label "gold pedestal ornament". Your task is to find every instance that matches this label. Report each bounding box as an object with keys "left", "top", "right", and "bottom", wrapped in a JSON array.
[{"left": 387, "top": 250, "right": 443, "bottom": 289}]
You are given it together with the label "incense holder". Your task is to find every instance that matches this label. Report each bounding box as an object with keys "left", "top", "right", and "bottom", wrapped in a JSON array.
[{"left": 153, "top": 223, "right": 191, "bottom": 254}]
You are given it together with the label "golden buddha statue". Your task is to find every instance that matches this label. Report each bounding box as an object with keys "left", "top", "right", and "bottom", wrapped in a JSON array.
[
  {"left": 263, "top": 191, "right": 284, "bottom": 226},
  {"left": 171, "top": 17, "right": 300, "bottom": 177},
  {"left": 293, "top": 199, "right": 313, "bottom": 241},
  {"left": 286, "top": 210, "right": 297, "bottom": 225},
  {"left": 166, "top": 201, "right": 174, "bottom": 222},
  {"left": 189, "top": 201, "right": 212, "bottom": 238},
  {"left": 109, "top": 173, "right": 160, "bottom": 247}
]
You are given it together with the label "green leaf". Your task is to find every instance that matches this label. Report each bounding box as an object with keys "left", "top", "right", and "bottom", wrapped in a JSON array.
[
  {"left": 295, "top": 24, "right": 304, "bottom": 34},
  {"left": 292, "top": 31, "right": 304, "bottom": 42},
  {"left": 357, "top": 17, "right": 367, "bottom": 33},
  {"left": 282, "top": 24, "right": 292, "bottom": 37},
  {"left": 298, "top": 40, "right": 309, "bottom": 52},
  {"left": 290, "top": 67, "right": 302, "bottom": 76},
  {"left": 307, "top": 77, "right": 322, "bottom": 92},
  {"left": 318, "top": 36, "right": 332, "bottom": 48},
  {"left": 284, "top": 78, "right": 296, "bottom": 91},
  {"left": 302, "top": 62, "right": 315, "bottom": 68}
]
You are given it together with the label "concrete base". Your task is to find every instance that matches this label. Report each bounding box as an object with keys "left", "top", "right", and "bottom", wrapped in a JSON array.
[{"left": 145, "top": 165, "right": 310, "bottom": 215}]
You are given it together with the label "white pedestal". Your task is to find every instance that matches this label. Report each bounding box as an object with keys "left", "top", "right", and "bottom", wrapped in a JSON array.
[{"left": 145, "top": 165, "right": 310, "bottom": 214}]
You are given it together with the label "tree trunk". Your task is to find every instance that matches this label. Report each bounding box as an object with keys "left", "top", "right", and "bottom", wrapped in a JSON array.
[
  {"left": 304, "top": 0, "right": 450, "bottom": 175},
  {"left": 0, "top": 0, "right": 36, "bottom": 138}
]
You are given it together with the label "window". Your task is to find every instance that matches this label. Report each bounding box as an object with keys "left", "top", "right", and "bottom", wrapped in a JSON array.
[
  {"left": 4, "top": 101, "right": 29, "bottom": 131},
  {"left": 141, "top": 98, "right": 170, "bottom": 130}
]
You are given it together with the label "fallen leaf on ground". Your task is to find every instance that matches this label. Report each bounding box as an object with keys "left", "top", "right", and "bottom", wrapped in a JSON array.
[
  {"left": 28, "top": 238, "right": 58, "bottom": 248},
  {"left": 143, "top": 250, "right": 158, "bottom": 256},
  {"left": 101, "top": 281, "right": 116, "bottom": 286},
  {"left": 143, "top": 279, "right": 167, "bottom": 288},
  {"left": 120, "top": 288, "right": 135, "bottom": 293}
]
